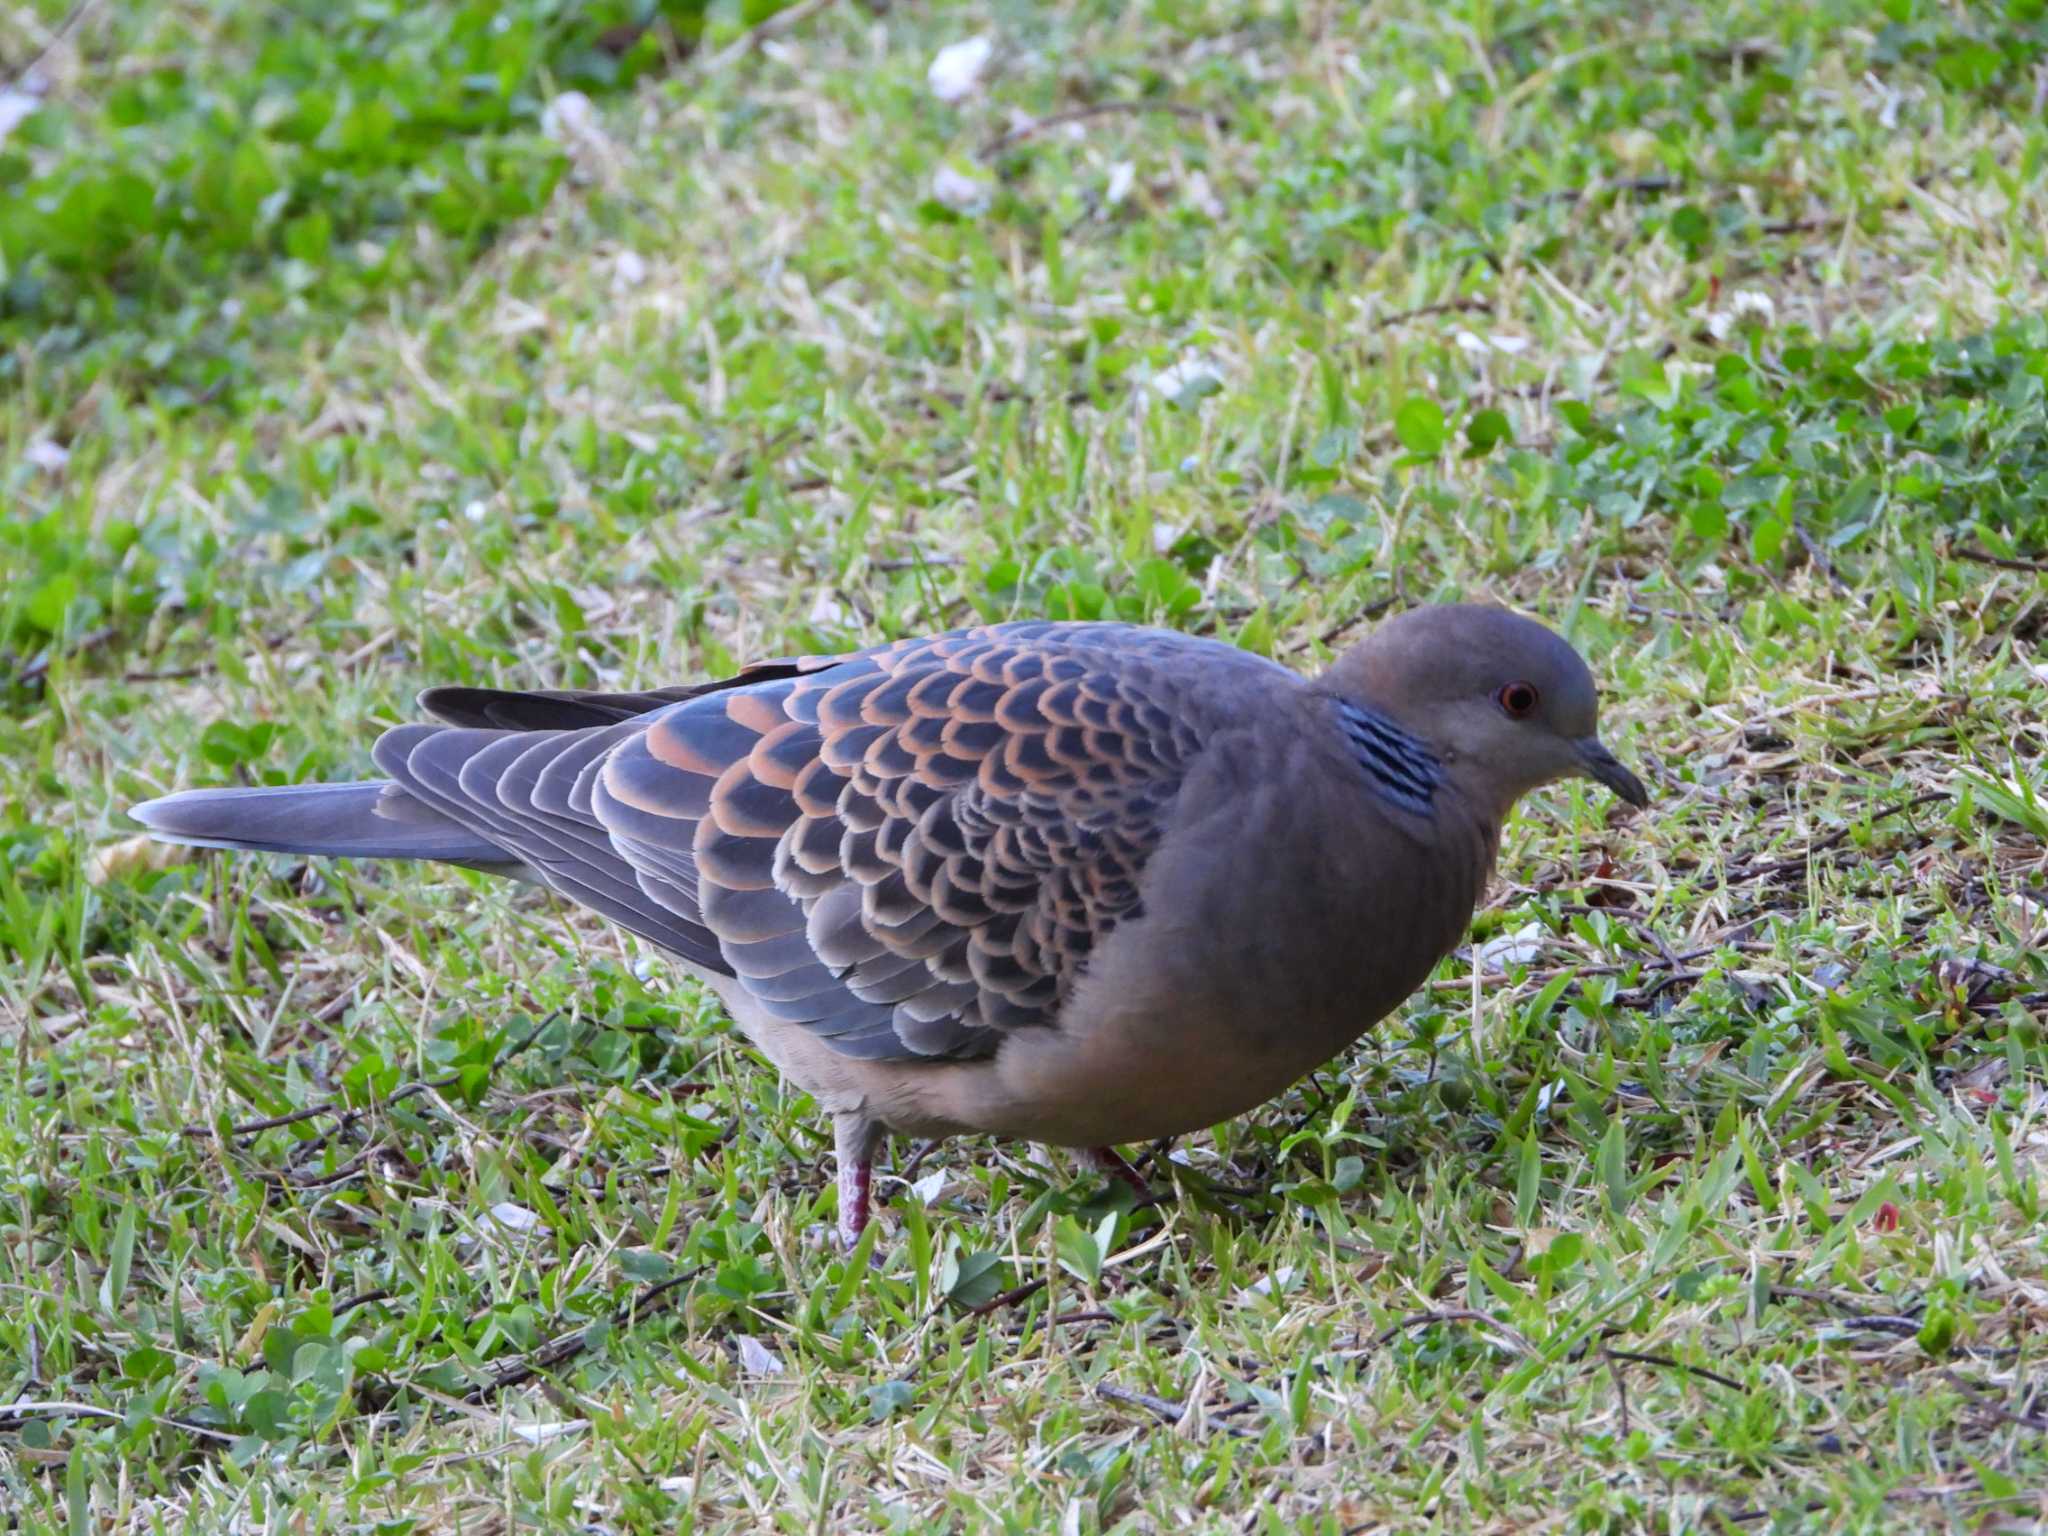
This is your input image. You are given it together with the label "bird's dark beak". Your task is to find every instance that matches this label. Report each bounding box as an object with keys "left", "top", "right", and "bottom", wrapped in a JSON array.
[{"left": 1575, "top": 738, "right": 1649, "bottom": 808}]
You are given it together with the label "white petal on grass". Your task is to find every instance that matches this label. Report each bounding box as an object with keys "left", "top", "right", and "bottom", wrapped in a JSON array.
[
  {"left": 1184, "top": 170, "right": 1223, "bottom": 218},
  {"left": 735, "top": 1334, "right": 785, "bottom": 1375},
  {"left": 612, "top": 250, "right": 648, "bottom": 290},
  {"left": 1148, "top": 355, "right": 1224, "bottom": 407},
  {"left": 24, "top": 438, "right": 69, "bottom": 473},
  {"left": 487, "top": 1201, "right": 545, "bottom": 1236},
  {"left": 1874, "top": 77, "right": 1903, "bottom": 129},
  {"left": 1237, "top": 1265, "right": 1298, "bottom": 1300},
  {"left": 927, "top": 36, "right": 994, "bottom": 103},
  {"left": 540, "top": 91, "right": 597, "bottom": 145},
  {"left": 1477, "top": 922, "right": 1546, "bottom": 973},
  {"left": 931, "top": 163, "right": 991, "bottom": 215},
  {"left": 1729, "top": 289, "right": 1776, "bottom": 324},
  {"left": 0, "top": 88, "right": 40, "bottom": 144},
  {"left": 1105, "top": 161, "right": 1136, "bottom": 205},
  {"left": 911, "top": 1169, "right": 948, "bottom": 1205},
  {"left": 508, "top": 1420, "right": 587, "bottom": 1445}
]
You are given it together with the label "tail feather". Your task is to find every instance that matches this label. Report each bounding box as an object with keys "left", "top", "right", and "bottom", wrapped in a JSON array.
[{"left": 129, "top": 781, "right": 513, "bottom": 866}]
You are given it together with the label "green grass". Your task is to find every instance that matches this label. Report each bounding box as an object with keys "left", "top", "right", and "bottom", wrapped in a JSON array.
[{"left": 6, "top": 0, "right": 2048, "bottom": 1529}]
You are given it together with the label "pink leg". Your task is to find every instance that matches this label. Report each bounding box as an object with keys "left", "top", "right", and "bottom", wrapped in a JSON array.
[
  {"left": 1079, "top": 1145, "right": 1153, "bottom": 1199},
  {"left": 835, "top": 1115, "right": 882, "bottom": 1251}
]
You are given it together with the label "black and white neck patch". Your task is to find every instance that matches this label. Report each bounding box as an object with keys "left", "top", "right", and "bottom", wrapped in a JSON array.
[{"left": 1334, "top": 701, "right": 1442, "bottom": 815}]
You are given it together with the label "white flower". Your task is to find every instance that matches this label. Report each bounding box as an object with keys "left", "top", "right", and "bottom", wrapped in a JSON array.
[
  {"left": 931, "top": 163, "right": 991, "bottom": 215},
  {"left": 1237, "top": 1266, "right": 1298, "bottom": 1300},
  {"left": 0, "top": 88, "right": 39, "bottom": 145},
  {"left": 1148, "top": 354, "right": 1224, "bottom": 407},
  {"left": 508, "top": 1420, "right": 587, "bottom": 1445},
  {"left": 540, "top": 91, "right": 597, "bottom": 145},
  {"left": 1105, "top": 161, "right": 1136, "bottom": 205},
  {"left": 927, "top": 37, "right": 993, "bottom": 103},
  {"left": 24, "top": 438, "right": 69, "bottom": 474},
  {"left": 612, "top": 249, "right": 648, "bottom": 290},
  {"left": 1457, "top": 329, "right": 1530, "bottom": 357},
  {"left": 486, "top": 1201, "right": 545, "bottom": 1235},
  {"left": 1729, "top": 289, "right": 1775, "bottom": 325},
  {"left": 1476, "top": 922, "right": 1546, "bottom": 973}
]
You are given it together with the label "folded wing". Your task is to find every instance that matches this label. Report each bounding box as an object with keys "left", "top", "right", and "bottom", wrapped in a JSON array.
[{"left": 373, "top": 623, "right": 1271, "bottom": 1063}]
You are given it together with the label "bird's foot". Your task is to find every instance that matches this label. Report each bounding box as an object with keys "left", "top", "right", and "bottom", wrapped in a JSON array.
[
  {"left": 836, "top": 1154, "right": 873, "bottom": 1253},
  {"left": 832, "top": 1113, "right": 889, "bottom": 1258},
  {"left": 1079, "top": 1145, "right": 1155, "bottom": 1200}
]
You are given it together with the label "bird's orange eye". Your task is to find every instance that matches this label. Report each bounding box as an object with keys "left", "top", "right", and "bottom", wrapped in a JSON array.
[{"left": 1497, "top": 681, "right": 1540, "bottom": 718}]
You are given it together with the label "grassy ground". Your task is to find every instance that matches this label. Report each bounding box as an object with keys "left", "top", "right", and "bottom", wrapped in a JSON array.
[{"left": 6, "top": 0, "right": 2048, "bottom": 1529}]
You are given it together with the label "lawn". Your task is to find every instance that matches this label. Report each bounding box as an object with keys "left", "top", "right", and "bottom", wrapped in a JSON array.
[{"left": 5, "top": 0, "right": 2048, "bottom": 1530}]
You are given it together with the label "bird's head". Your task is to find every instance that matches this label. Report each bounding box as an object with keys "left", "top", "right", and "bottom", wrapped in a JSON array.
[{"left": 1322, "top": 604, "right": 1648, "bottom": 821}]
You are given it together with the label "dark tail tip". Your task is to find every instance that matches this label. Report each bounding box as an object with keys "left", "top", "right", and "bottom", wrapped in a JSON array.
[{"left": 128, "top": 781, "right": 506, "bottom": 863}]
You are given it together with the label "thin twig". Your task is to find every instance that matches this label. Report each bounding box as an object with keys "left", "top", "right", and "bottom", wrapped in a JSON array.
[
  {"left": 1427, "top": 941, "right": 1725, "bottom": 995},
  {"left": 1096, "top": 1382, "right": 1186, "bottom": 1425},
  {"left": 117, "top": 622, "right": 312, "bottom": 685},
  {"left": 961, "top": 1277, "right": 1049, "bottom": 1316},
  {"left": 1832, "top": 1314, "right": 1924, "bottom": 1337},
  {"left": 7, "top": 0, "right": 100, "bottom": 91},
  {"left": 1795, "top": 523, "right": 1850, "bottom": 591},
  {"left": 463, "top": 1267, "right": 705, "bottom": 1402},
  {"left": 1095, "top": 1382, "right": 1255, "bottom": 1438},
  {"left": 1941, "top": 1370, "right": 2048, "bottom": 1432},
  {"left": 1509, "top": 174, "right": 1681, "bottom": 213},
  {"left": 895, "top": 1138, "right": 942, "bottom": 1185},
  {"left": 1552, "top": 903, "right": 1682, "bottom": 970},
  {"left": 1601, "top": 1347, "right": 1744, "bottom": 1392},
  {"left": 1722, "top": 1500, "right": 1832, "bottom": 1526},
  {"left": 1768, "top": 1284, "right": 1907, "bottom": 1318},
  {"left": 0, "top": 1398, "right": 240, "bottom": 1444},
  {"left": 1952, "top": 545, "right": 2048, "bottom": 575},
  {"left": 1368, "top": 1308, "right": 1536, "bottom": 1357},
  {"left": 702, "top": 0, "right": 837, "bottom": 71},
  {"left": 982, "top": 100, "right": 1219, "bottom": 158},
  {"left": 1287, "top": 593, "right": 1401, "bottom": 657},
  {"left": 1369, "top": 298, "right": 1494, "bottom": 328},
  {"left": 14, "top": 625, "right": 115, "bottom": 689},
  {"left": 265, "top": 1149, "right": 377, "bottom": 1189},
  {"left": 180, "top": 1102, "right": 336, "bottom": 1139},
  {"left": 178, "top": 1014, "right": 556, "bottom": 1142},
  {"left": 1723, "top": 791, "right": 1950, "bottom": 885}
]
